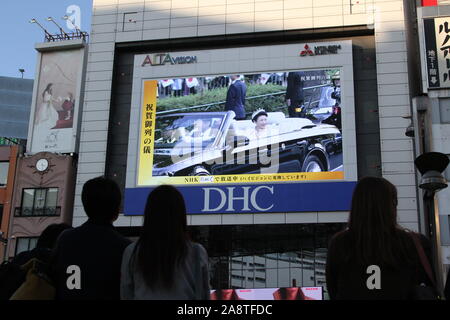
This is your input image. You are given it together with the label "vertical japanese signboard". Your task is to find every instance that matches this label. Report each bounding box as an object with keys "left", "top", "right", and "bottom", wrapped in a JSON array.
[
  {"left": 138, "top": 80, "right": 157, "bottom": 186},
  {"left": 424, "top": 17, "right": 450, "bottom": 89}
]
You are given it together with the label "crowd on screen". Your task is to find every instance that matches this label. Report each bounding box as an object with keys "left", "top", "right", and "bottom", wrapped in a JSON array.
[{"left": 157, "top": 73, "right": 286, "bottom": 98}]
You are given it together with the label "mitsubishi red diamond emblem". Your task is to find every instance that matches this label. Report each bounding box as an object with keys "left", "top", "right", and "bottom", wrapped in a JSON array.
[{"left": 300, "top": 44, "right": 315, "bottom": 56}]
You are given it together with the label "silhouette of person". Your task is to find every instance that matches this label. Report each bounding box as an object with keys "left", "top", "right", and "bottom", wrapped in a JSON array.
[
  {"left": 285, "top": 72, "right": 305, "bottom": 118},
  {"left": 225, "top": 75, "right": 247, "bottom": 120},
  {"left": 121, "top": 185, "right": 210, "bottom": 300}
]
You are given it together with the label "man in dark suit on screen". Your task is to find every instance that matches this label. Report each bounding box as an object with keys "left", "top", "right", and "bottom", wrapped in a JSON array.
[
  {"left": 225, "top": 75, "right": 246, "bottom": 120},
  {"left": 285, "top": 71, "right": 305, "bottom": 118}
]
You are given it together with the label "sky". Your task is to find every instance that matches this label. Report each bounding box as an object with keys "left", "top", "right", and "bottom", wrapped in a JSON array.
[{"left": 0, "top": 0, "right": 93, "bottom": 79}]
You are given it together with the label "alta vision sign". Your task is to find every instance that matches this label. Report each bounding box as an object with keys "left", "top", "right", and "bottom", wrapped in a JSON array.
[{"left": 142, "top": 53, "right": 198, "bottom": 67}]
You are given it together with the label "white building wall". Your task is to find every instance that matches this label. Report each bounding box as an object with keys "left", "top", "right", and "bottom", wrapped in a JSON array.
[
  {"left": 374, "top": 0, "right": 418, "bottom": 231},
  {"left": 74, "top": 0, "right": 418, "bottom": 229}
]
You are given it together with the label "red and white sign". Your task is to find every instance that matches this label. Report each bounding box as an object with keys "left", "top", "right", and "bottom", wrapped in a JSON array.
[
  {"left": 160, "top": 79, "right": 174, "bottom": 87},
  {"left": 185, "top": 77, "right": 199, "bottom": 88}
]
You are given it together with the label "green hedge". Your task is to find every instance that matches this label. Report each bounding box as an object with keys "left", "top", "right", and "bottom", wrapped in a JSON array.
[{"left": 157, "top": 83, "right": 287, "bottom": 116}]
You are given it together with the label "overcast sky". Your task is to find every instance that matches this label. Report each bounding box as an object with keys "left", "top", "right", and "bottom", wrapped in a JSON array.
[{"left": 0, "top": 0, "right": 92, "bottom": 79}]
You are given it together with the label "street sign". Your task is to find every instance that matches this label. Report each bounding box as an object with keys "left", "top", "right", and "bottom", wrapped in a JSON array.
[{"left": 424, "top": 17, "right": 450, "bottom": 89}]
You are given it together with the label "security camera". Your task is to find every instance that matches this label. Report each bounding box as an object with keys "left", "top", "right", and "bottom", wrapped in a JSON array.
[
  {"left": 414, "top": 152, "right": 449, "bottom": 193},
  {"left": 405, "top": 123, "right": 414, "bottom": 137}
]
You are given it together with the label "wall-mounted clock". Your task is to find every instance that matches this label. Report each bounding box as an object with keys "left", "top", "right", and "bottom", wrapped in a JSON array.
[{"left": 36, "top": 158, "right": 49, "bottom": 172}]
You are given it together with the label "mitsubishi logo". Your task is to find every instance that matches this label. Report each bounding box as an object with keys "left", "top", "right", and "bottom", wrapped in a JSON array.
[
  {"left": 300, "top": 44, "right": 315, "bottom": 56},
  {"left": 300, "top": 44, "right": 342, "bottom": 57}
]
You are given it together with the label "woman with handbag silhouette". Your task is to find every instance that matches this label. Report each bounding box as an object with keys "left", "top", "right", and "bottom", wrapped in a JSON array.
[{"left": 326, "top": 176, "right": 440, "bottom": 300}]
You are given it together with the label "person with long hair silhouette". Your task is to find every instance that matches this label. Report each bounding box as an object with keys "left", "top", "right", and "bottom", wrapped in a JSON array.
[
  {"left": 326, "top": 177, "right": 435, "bottom": 299},
  {"left": 121, "top": 185, "right": 210, "bottom": 299}
]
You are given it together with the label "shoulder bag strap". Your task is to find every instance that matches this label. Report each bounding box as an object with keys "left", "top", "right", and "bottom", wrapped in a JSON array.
[
  {"left": 192, "top": 243, "right": 204, "bottom": 300},
  {"left": 410, "top": 233, "right": 436, "bottom": 287},
  {"left": 128, "top": 243, "right": 138, "bottom": 291}
]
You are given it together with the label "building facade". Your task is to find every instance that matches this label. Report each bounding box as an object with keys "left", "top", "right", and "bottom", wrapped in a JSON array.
[
  {"left": 4, "top": 37, "right": 88, "bottom": 259},
  {"left": 0, "top": 76, "right": 33, "bottom": 141},
  {"left": 4, "top": 152, "right": 77, "bottom": 259},
  {"left": 69, "top": 0, "right": 447, "bottom": 294},
  {"left": 0, "top": 76, "right": 33, "bottom": 260},
  {"left": 0, "top": 145, "right": 20, "bottom": 260}
]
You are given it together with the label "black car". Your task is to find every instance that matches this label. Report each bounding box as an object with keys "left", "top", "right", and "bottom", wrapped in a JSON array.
[{"left": 152, "top": 111, "right": 342, "bottom": 176}]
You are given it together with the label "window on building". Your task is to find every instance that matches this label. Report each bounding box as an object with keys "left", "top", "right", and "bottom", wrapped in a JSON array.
[
  {"left": 15, "top": 237, "right": 38, "bottom": 255},
  {"left": 17, "top": 188, "right": 59, "bottom": 216},
  {"left": 0, "top": 162, "right": 9, "bottom": 186}
]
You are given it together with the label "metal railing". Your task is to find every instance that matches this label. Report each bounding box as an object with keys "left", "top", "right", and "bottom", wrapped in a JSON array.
[
  {"left": 14, "top": 206, "right": 61, "bottom": 217},
  {"left": 156, "top": 84, "right": 331, "bottom": 116},
  {"left": 44, "top": 31, "right": 89, "bottom": 43}
]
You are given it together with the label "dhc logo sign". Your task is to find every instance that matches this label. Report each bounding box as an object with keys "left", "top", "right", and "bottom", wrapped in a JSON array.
[
  {"left": 202, "top": 186, "right": 274, "bottom": 212},
  {"left": 124, "top": 182, "right": 357, "bottom": 216}
]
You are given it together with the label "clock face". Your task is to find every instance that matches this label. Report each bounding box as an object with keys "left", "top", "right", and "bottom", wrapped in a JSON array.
[{"left": 36, "top": 159, "right": 49, "bottom": 172}]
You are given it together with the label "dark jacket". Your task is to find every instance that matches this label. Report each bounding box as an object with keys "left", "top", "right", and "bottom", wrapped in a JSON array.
[
  {"left": 225, "top": 80, "right": 246, "bottom": 119},
  {"left": 285, "top": 72, "right": 304, "bottom": 102},
  {"left": 326, "top": 230, "right": 433, "bottom": 300},
  {"left": 51, "top": 220, "right": 131, "bottom": 300},
  {"left": 12, "top": 247, "right": 53, "bottom": 266},
  {"left": 0, "top": 248, "right": 54, "bottom": 300},
  {"left": 322, "top": 110, "right": 342, "bottom": 130}
]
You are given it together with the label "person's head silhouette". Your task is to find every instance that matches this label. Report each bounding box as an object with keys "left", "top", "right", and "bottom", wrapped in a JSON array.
[
  {"left": 347, "top": 176, "right": 405, "bottom": 266},
  {"left": 82, "top": 176, "right": 121, "bottom": 224},
  {"left": 349, "top": 176, "right": 398, "bottom": 235},
  {"left": 36, "top": 223, "right": 72, "bottom": 250}
]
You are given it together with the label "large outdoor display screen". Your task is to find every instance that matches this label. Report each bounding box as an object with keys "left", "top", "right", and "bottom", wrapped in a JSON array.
[
  {"left": 137, "top": 69, "right": 343, "bottom": 186},
  {"left": 125, "top": 42, "right": 357, "bottom": 215}
]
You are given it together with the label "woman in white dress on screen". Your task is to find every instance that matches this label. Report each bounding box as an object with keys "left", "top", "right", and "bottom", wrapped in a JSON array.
[
  {"left": 247, "top": 109, "right": 271, "bottom": 140},
  {"left": 35, "top": 83, "right": 59, "bottom": 130}
]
